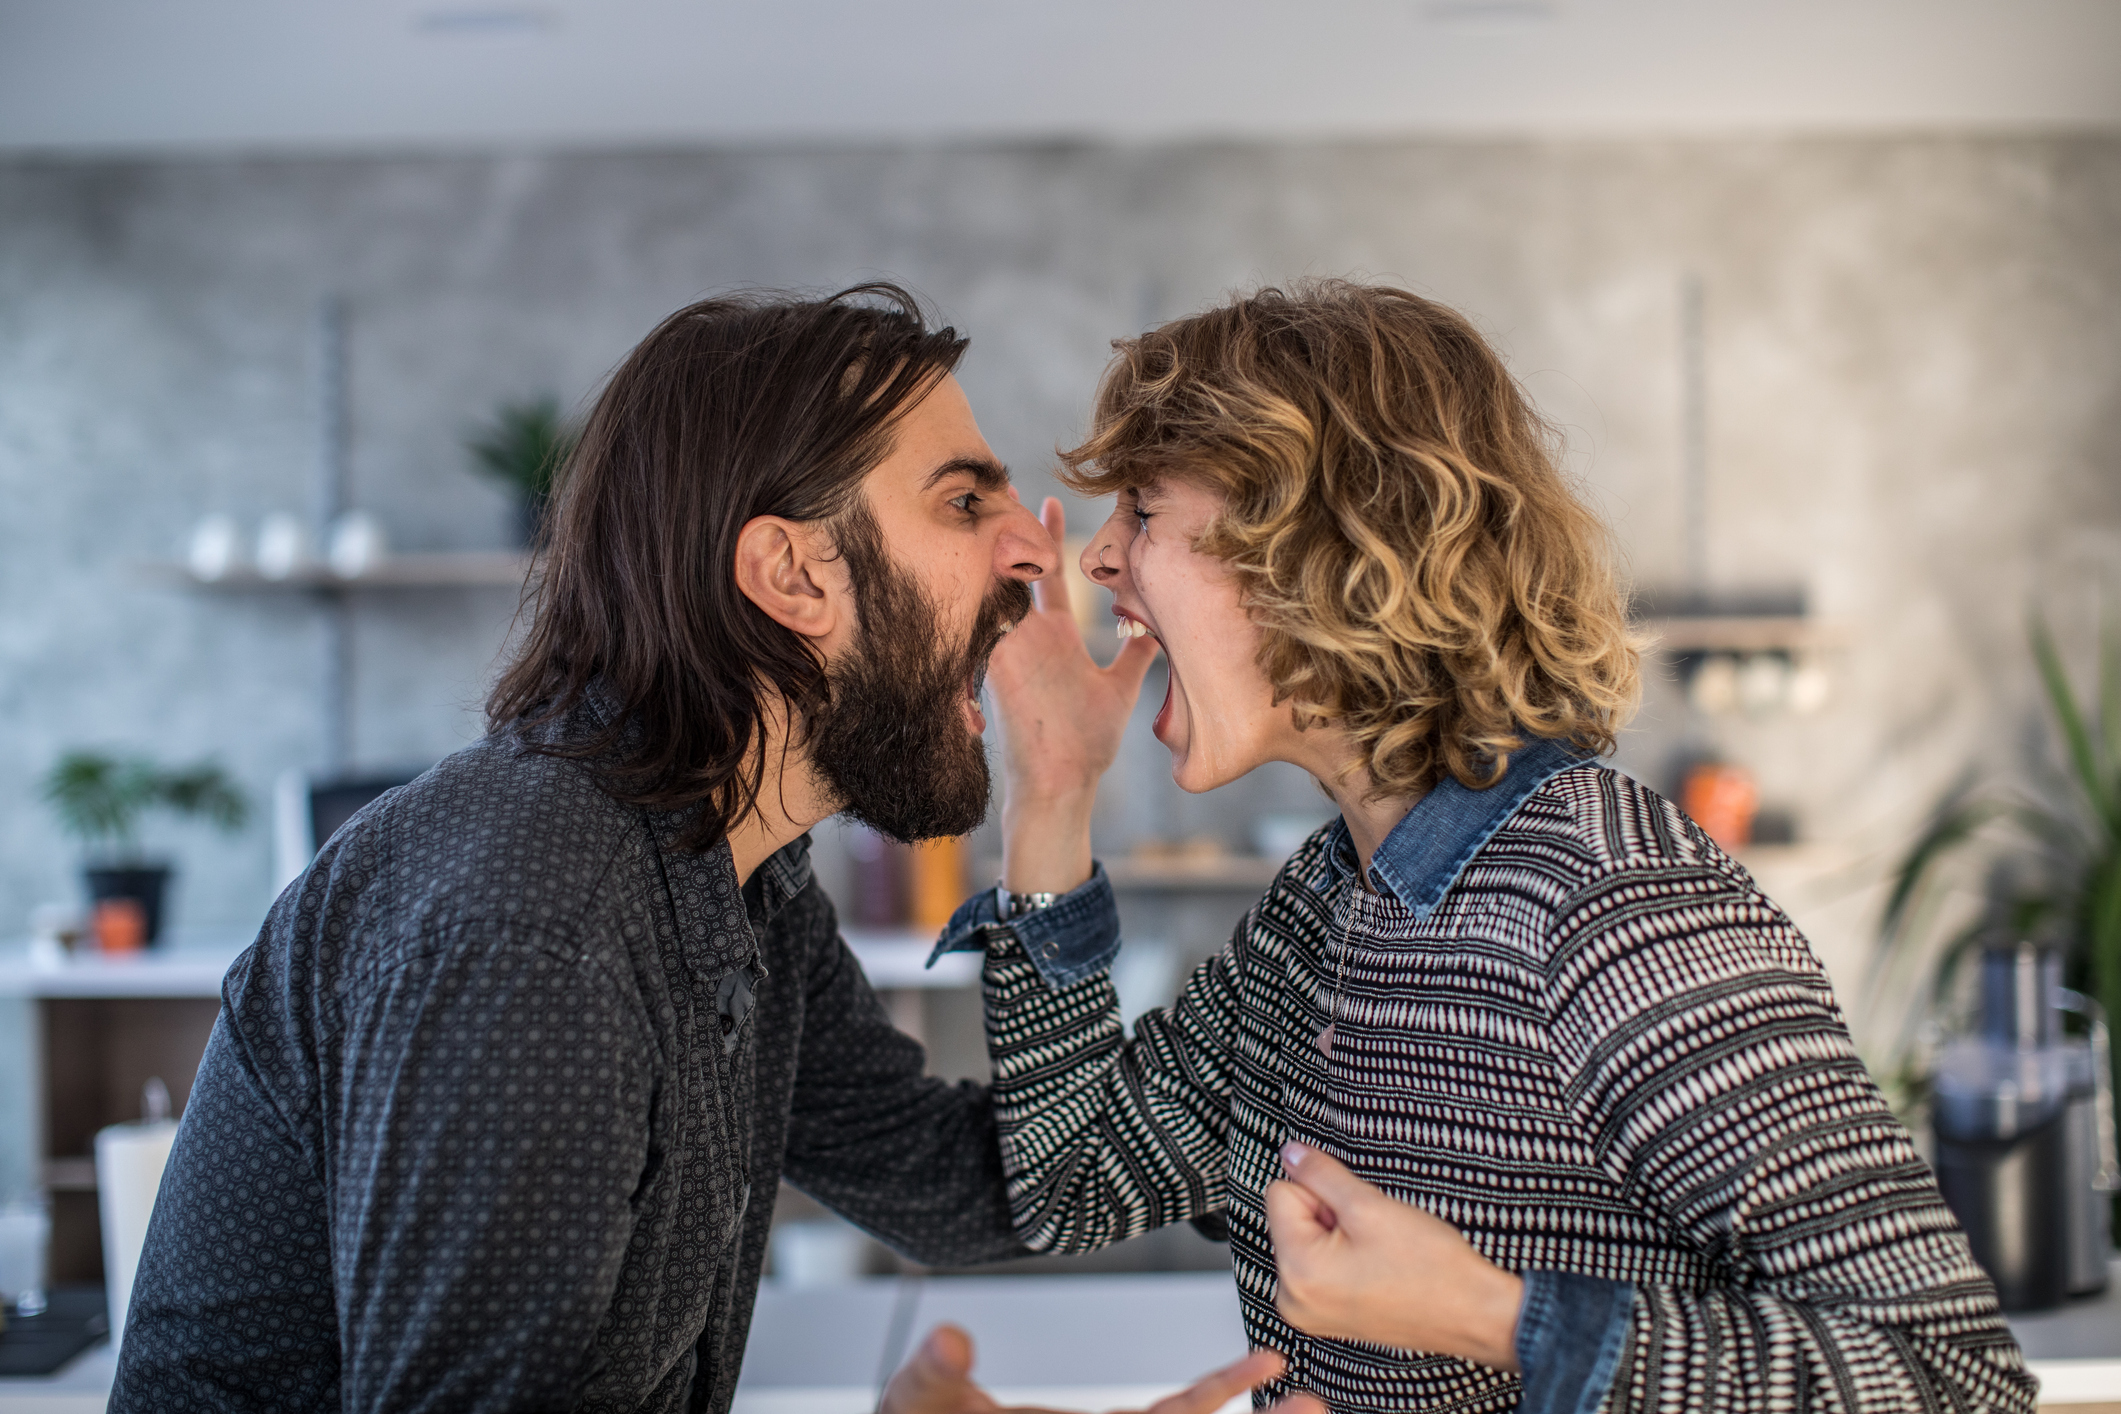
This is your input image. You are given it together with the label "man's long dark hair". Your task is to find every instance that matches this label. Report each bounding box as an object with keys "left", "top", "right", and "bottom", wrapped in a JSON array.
[{"left": 486, "top": 284, "right": 968, "bottom": 850}]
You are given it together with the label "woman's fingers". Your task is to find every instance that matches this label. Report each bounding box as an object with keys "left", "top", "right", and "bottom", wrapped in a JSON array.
[
  {"left": 1262, "top": 1397, "right": 1329, "bottom": 1414},
  {"left": 1263, "top": 1178, "right": 1337, "bottom": 1246},
  {"left": 1139, "top": 1349, "right": 1286, "bottom": 1414},
  {"left": 1278, "top": 1142, "right": 1374, "bottom": 1219},
  {"left": 895, "top": 1340, "right": 1297, "bottom": 1414},
  {"left": 1108, "top": 626, "right": 1161, "bottom": 688},
  {"left": 920, "top": 1324, "right": 977, "bottom": 1381},
  {"left": 1031, "top": 497, "right": 1073, "bottom": 619},
  {"left": 881, "top": 1325, "right": 1000, "bottom": 1414}
]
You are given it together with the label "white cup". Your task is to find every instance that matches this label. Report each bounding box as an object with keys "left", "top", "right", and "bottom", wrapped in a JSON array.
[
  {"left": 186, "top": 514, "right": 244, "bottom": 581},
  {"left": 327, "top": 511, "right": 390, "bottom": 579},
  {"left": 255, "top": 513, "right": 314, "bottom": 580},
  {"left": 0, "top": 1195, "right": 50, "bottom": 1317},
  {"left": 97, "top": 1118, "right": 178, "bottom": 1347}
]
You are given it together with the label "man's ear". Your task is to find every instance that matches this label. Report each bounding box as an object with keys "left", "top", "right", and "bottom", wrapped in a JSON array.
[{"left": 733, "top": 515, "right": 846, "bottom": 644}]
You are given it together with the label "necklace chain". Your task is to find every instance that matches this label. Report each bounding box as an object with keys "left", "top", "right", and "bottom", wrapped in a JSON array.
[
  {"left": 1295, "top": 883, "right": 1357, "bottom": 1398},
  {"left": 1316, "top": 889, "right": 1354, "bottom": 1056}
]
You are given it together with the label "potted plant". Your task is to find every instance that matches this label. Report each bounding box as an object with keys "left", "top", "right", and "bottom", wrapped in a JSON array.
[
  {"left": 1866, "top": 613, "right": 2121, "bottom": 1103},
  {"left": 39, "top": 752, "right": 248, "bottom": 948},
  {"left": 467, "top": 396, "right": 579, "bottom": 547}
]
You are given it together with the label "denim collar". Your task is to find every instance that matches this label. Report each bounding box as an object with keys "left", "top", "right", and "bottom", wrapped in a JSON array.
[{"left": 1324, "top": 735, "right": 1590, "bottom": 921}]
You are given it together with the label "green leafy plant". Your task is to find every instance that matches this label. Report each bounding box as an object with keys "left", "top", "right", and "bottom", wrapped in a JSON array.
[
  {"left": 466, "top": 396, "right": 579, "bottom": 502},
  {"left": 1869, "top": 612, "right": 2121, "bottom": 1091},
  {"left": 40, "top": 752, "right": 249, "bottom": 861}
]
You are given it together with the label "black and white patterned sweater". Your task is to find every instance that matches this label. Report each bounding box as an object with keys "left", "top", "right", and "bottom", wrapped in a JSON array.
[{"left": 971, "top": 758, "right": 2035, "bottom": 1414}]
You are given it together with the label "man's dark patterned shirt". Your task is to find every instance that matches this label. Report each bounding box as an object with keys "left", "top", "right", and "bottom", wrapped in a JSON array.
[{"left": 110, "top": 721, "right": 1024, "bottom": 1412}]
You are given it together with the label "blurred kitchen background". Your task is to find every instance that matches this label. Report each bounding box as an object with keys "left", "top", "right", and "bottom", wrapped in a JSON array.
[{"left": 1, "top": 0, "right": 2119, "bottom": 1322}]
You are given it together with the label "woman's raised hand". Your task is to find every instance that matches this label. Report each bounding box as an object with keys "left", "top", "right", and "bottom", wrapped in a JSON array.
[{"left": 985, "top": 496, "right": 1160, "bottom": 895}]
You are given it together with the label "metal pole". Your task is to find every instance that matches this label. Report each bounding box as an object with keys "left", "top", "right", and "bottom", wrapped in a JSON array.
[
  {"left": 318, "top": 295, "right": 353, "bottom": 772},
  {"left": 1679, "top": 273, "right": 1709, "bottom": 603}
]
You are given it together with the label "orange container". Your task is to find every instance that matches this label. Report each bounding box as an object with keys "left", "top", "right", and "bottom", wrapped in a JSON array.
[
  {"left": 93, "top": 897, "right": 148, "bottom": 954},
  {"left": 1681, "top": 762, "right": 1759, "bottom": 851},
  {"left": 908, "top": 836, "right": 969, "bottom": 931}
]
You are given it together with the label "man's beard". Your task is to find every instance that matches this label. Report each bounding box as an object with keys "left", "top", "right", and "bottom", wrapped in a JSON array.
[{"left": 805, "top": 512, "right": 1032, "bottom": 843}]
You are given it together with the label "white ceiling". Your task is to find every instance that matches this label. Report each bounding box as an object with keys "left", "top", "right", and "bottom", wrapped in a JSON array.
[{"left": 1, "top": 0, "right": 2117, "bottom": 154}]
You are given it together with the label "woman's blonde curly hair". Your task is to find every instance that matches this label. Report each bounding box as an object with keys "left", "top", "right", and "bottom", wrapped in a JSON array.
[{"left": 1059, "top": 280, "right": 1639, "bottom": 797}]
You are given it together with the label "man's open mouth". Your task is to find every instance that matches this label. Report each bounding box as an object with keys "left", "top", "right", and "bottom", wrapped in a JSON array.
[{"left": 964, "top": 619, "right": 1015, "bottom": 704}]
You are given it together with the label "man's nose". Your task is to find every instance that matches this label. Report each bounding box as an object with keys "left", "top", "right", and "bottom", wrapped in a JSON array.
[{"left": 994, "top": 496, "right": 1059, "bottom": 582}]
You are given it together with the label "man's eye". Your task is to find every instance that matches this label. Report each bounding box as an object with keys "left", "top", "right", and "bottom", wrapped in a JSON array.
[{"left": 949, "top": 492, "right": 982, "bottom": 515}]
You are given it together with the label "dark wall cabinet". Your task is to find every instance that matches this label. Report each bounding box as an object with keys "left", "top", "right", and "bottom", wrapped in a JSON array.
[{"left": 39, "top": 996, "right": 221, "bottom": 1284}]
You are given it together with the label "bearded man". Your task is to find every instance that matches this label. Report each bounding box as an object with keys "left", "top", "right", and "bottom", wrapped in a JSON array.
[{"left": 110, "top": 287, "right": 1106, "bottom": 1412}]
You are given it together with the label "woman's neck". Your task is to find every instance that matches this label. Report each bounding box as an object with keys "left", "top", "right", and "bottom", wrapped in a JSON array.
[
  {"left": 1326, "top": 780, "right": 1420, "bottom": 888},
  {"left": 1286, "top": 728, "right": 1421, "bottom": 887}
]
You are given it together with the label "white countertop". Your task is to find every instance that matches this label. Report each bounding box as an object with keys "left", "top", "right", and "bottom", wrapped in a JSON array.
[
  {"left": 10, "top": 1267, "right": 2121, "bottom": 1411},
  {"left": 0, "top": 933, "right": 249, "bottom": 999},
  {"left": 0, "top": 928, "right": 971, "bottom": 999}
]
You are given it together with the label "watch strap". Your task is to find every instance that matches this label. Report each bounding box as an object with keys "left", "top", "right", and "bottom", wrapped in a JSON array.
[{"left": 995, "top": 882, "right": 1062, "bottom": 919}]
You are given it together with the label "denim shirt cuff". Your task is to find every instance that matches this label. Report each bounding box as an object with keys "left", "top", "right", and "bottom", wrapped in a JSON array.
[
  {"left": 1513, "top": 1270, "right": 1634, "bottom": 1414},
  {"left": 926, "top": 861, "right": 1121, "bottom": 990}
]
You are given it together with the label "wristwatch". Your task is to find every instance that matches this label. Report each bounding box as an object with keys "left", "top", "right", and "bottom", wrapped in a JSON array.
[{"left": 995, "top": 883, "right": 1063, "bottom": 919}]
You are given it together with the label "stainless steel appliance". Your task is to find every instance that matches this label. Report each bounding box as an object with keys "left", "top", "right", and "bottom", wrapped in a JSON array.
[{"left": 1932, "top": 945, "right": 2118, "bottom": 1310}]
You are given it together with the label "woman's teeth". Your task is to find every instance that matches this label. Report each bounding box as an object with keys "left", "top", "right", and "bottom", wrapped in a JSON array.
[{"left": 1116, "top": 618, "right": 1152, "bottom": 640}]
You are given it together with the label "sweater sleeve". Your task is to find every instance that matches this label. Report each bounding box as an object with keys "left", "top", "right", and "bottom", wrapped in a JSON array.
[
  {"left": 1541, "top": 859, "right": 2036, "bottom": 1414},
  {"left": 983, "top": 920, "right": 1245, "bottom": 1252}
]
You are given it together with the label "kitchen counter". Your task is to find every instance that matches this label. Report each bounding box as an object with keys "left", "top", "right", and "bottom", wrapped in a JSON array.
[{"left": 12, "top": 1267, "right": 2121, "bottom": 1412}]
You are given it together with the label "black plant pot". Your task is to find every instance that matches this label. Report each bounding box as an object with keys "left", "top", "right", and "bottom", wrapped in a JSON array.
[{"left": 84, "top": 864, "right": 173, "bottom": 947}]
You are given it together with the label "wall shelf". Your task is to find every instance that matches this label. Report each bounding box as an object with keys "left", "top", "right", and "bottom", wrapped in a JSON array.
[
  {"left": 977, "top": 856, "right": 1286, "bottom": 893},
  {"left": 1640, "top": 615, "right": 1846, "bottom": 654},
  {"left": 0, "top": 946, "right": 240, "bottom": 999},
  {"left": 1106, "top": 856, "right": 1285, "bottom": 890},
  {"left": 140, "top": 551, "right": 534, "bottom": 591}
]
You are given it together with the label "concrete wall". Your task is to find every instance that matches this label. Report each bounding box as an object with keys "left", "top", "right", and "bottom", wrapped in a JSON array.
[{"left": 2, "top": 135, "right": 2117, "bottom": 972}]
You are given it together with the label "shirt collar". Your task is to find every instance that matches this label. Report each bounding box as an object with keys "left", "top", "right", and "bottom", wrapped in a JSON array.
[
  {"left": 746, "top": 834, "right": 815, "bottom": 928},
  {"left": 576, "top": 678, "right": 815, "bottom": 927},
  {"left": 1323, "top": 735, "right": 1590, "bottom": 921}
]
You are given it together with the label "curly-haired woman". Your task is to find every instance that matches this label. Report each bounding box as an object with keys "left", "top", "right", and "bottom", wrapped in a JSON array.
[{"left": 942, "top": 282, "right": 2033, "bottom": 1414}]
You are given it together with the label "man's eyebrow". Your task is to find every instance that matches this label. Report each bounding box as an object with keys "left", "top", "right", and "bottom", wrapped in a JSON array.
[{"left": 922, "top": 456, "right": 1010, "bottom": 493}]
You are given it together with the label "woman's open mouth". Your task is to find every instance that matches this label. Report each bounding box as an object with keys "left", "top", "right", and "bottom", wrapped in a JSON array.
[
  {"left": 1114, "top": 612, "right": 1176, "bottom": 741},
  {"left": 1115, "top": 612, "right": 1157, "bottom": 642}
]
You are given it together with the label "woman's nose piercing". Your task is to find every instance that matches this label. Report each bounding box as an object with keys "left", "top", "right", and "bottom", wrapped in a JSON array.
[{"left": 1097, "top": 545, "right": 1112, "bottom": 571}]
